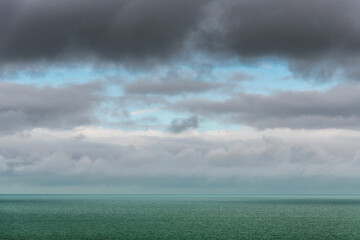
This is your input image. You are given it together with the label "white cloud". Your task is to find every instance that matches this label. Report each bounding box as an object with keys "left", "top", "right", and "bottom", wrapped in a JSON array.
[{"left": 1, "top": 126, "right": 360, "bottom": 193}]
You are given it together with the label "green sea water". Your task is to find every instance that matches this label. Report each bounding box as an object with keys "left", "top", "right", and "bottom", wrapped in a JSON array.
[{"left": 1, "top": 195, "right": 360, "bottom": 239}]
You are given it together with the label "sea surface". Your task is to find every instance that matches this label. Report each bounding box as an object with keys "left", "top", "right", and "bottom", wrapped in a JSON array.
[{"left": 1, "top": 194, "right": 360, "bottom": 239}]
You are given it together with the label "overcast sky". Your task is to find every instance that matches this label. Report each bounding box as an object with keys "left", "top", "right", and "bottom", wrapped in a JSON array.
[{"left": 1, "top": 0, "right": 360, "bottom": 194}]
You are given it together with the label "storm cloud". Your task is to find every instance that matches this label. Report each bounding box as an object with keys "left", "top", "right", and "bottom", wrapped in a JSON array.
[
  {"left": 0, "top": 0, "right": 210, "bottom": 64},
  {"left": 2, "top": 0, "right": 360, "bottom": 78},
  {"left": 201, "top": 0, "right": 360, "bottom": 58},
  {"left": 198, "top": 0, "right": 360, "bottom": 78}
]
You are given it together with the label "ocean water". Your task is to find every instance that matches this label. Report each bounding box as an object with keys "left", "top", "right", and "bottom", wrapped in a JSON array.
[{"left": 1, "top": 195, "right": 360, "bottom": 239}]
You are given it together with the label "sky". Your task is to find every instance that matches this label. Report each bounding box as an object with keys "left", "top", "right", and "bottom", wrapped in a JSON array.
[{"left": 1, "top": 0, "right": 360, "bottom": 194}]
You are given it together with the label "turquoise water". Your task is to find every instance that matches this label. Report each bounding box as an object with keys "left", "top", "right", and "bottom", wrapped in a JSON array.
[{"left": 1, "top": 195, "right": 360, "bottom": 239}]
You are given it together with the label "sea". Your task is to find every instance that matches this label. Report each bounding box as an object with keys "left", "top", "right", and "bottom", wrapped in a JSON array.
[{"left": 1, "top": 194, "right": 360, "bottom": 239}]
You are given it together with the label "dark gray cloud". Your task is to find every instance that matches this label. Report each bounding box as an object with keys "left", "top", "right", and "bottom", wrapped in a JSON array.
[
  {"left": 2, "top": 0, "right": 360, "bottom": 79},
  {"left": 0, "top": 0, "right": 210, "bottom": 64},
  {"left": 202, "top": 0, "right": 360, "bottom": 58},
  {"left": 172, "top": 84, "right": 360, "bottom": 129},
  {"left": 0, "top": 82, "right": 101, "bottom": 132},
  {"left": 198, "top": 0, "right": 360, "bottom": 78},
  {"left": 167, "top": 115, "right": 199, "bottom": 133}
]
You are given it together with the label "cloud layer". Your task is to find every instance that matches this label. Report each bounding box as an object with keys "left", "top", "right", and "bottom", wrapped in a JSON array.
[
  {"left": 2, "top": 0, "right": 360, "bottom": 193},
  {"left": 0, "top": 82, "right": 101, "bottom": 133},
  {"left": 2, "top": 127, "right": 360, "bottom": 193},
  {"left": 0, "top": 0, "right": 209, "bottom": 64},
  {"left": 2, "top": 0, "right": 360, "bottom": 78},
  {"left": 173, "top": 84, "right": 360, "bottom": 129},
  {"left": 125, "top": 79, "right": 216, "bottom": 95}
]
